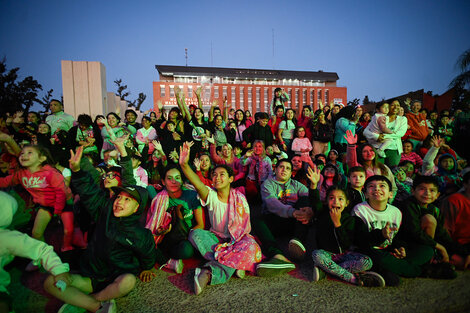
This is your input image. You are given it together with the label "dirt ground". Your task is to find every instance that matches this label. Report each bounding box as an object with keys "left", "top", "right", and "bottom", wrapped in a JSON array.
[{"left": 8, "top": 258, "right": 470, "bottom": 313}]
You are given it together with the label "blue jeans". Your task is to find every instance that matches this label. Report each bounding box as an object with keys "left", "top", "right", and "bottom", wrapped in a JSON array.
[{"left": 189, "top": 229, "right": 236, "bottom": 285}]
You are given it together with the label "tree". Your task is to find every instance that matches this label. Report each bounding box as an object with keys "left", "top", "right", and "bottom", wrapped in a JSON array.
[
  {"left": 114, "top": 78, "right": 146, "bottom": 111},
  {"left": 362, "top": 95, "right": 370, "bottom": 105},
  {"left": 35, "top": 88, "right": 54, "bottom": 113},
  {"left": 347, "top": 98, "right": 360, "bottom": 106},
  {"left": 114, "top": 78, "right": 130, "bottom": 101},
  {"left": 0, "top": 58, "right": 43, "bottom": 114},
  {"left": 450, "top": 48, "right": 470, "bottom": 89},
  {"left": 128, "top": 92, "right": 146, "bottom": 111}
]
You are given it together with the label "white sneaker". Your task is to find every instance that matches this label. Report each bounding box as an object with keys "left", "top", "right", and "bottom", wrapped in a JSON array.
[
  {"left": 288, "top": 239, "right": 306, "bottom": 261},
  {"left": 96, "top": 299, "right": 117, "bottom": 313},
  {"left": 165, "top": 259, "right": 184, "bottom": 274}
]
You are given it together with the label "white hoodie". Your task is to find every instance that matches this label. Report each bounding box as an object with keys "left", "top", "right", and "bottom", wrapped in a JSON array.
[{"left": 0, "top": 191, "right": 69, "bottom": 294}]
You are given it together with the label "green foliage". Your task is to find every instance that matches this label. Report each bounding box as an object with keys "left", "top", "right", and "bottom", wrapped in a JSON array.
[
  {"left": 35, "top": 88, "right": 54, "bottom": 113},
  {"left": 0, "top": 58, "right": 43, "bottom": 114},
  {"left": 450, "top": 48, "right": 470, "bottom": 89},
  {"left": 348, "top": 98, "right": 360, "bottom": 106},
  {"left": 114, "top": 78, "right": 146, "bottom": 111}
]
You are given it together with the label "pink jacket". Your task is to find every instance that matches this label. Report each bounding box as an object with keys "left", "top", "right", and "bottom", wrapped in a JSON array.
[{"left": 0, "top": 165, "right": 69, "bottom": 214}]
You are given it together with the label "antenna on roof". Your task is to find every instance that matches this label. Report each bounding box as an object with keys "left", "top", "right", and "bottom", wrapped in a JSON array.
[
  {"left": 272, "top": 28, "right": 275, "bottom": 70},
  {"left": 185, "top": 48, "right": 188, "bottom": 66}
]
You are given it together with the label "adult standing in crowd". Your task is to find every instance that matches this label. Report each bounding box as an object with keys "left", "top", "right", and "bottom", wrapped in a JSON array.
[
  {"left": 45, "top": 99, "right": 75, "bottom": 134},
  {"left": 363, "top": 100, "right": 408, "bottom": 167}
]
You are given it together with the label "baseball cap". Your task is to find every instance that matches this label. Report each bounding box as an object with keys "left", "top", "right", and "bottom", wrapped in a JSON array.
[{"left": 112, "top": 185, "right": 144, "bottom": 204}]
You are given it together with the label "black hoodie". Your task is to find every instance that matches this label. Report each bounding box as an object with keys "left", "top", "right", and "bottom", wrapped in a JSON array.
[{"left": 71, "top": 169, "right": 156, "bottom": 280}]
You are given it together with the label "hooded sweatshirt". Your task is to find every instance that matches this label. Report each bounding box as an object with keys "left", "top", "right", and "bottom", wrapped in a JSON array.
[
  {"left": 0, "top": 191, "right": 69, "bottom": 294},
  {"left": 71, "top": 170, "right": 156, "bottom": 280},
  {"left": 435, "top": 153, "right": 462, "bottom": 193}
]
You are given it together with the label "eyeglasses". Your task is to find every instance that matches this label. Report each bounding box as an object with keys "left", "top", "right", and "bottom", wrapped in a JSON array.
[{"left": 102, "top": 173, "right": 120, "bottom": 180}]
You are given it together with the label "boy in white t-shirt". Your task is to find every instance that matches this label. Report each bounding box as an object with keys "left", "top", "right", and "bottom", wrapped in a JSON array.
[{"left": 353, "top": 175, "right": 433, "bottom": 286}]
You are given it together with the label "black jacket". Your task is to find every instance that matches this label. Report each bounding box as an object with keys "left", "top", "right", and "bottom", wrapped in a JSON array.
[
  {"left": 242, "top": 123, "right": 274, "bottom": 147},
  {"left": 71, "top": 169, "right": 156, "bottom": 280}
]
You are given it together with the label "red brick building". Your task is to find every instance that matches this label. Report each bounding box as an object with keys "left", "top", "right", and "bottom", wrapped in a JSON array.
[{"left": 153, "top": 65, "right": 347, "bottom": 115}]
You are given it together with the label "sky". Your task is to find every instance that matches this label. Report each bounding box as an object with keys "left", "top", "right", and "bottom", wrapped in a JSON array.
[{"left": 1, "top": 0, "right": 469, "bottom": 112}]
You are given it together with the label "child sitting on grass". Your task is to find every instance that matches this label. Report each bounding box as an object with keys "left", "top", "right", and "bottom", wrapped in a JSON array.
[
  {"left": 310, "top": 181, "right": 385, "bottom": 287},
  {"left": 179, "top": 141, "right": 262, "bottom": 295},
  {"left": 399, "top": 175, "right": 465, "bottom": 278},
  {"left": 352, "top": 175, "right": 434, "bottom": 286}
]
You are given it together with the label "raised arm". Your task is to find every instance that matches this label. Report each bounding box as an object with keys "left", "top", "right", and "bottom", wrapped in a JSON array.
[
  {"left": 344, "top": 130, "right": 360, "bottom": 168},
  {"left": 178, "top": 141, "right": 209, "bottom": 202},
  {"left": 194, "top": 86, "right": 203, "bottom": 110},
  {"left": 0, "top": 131, "right": 21, "bottom": 156}
]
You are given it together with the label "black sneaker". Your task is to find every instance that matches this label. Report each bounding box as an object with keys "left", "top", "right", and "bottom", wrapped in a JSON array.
[
  {"left": 381, "top": 270, "right": 401, "bottom": 286},
  {"left": 356, "top": 271, "right": 386, "bottom": 287},
  {"left": 312, "top": 266, "right": 327, "bottom": 282},
  {"left": 424, "top": 263, "right": 457, "bottom": 279}
]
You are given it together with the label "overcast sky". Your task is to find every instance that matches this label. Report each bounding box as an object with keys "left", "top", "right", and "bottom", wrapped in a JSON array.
[{"left": 1, "top": 0, "right": 469, "bottom": 112}]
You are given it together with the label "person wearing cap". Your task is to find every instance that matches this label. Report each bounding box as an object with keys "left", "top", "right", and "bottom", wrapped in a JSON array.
[{"left": 44, "top": 146, "right": 156, "bottom": 313}]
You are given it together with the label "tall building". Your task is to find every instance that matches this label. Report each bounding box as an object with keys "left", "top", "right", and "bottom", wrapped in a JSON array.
[{"left": 153, "top": 65, "right": 347, "bottom": 114}]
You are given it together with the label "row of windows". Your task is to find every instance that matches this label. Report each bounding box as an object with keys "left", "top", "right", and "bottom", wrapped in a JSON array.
[
  {"left": 173, "top": 76, "right": 327, "bottom": 87},
  {"left": 160, "top": 85, "right": 331, "bottom": 107}
]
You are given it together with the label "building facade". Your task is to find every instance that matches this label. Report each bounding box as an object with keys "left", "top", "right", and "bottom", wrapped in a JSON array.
[{"left": 153, "top": 65, "right": 347, "bottom": 115}]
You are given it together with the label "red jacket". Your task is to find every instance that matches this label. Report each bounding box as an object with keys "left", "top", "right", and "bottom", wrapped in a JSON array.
[
  {"left": 406, "top": 112, "right": 430, "bottom": 142},
  {"left": 0, "top": 165, "right": 69, "bottom": 214}
]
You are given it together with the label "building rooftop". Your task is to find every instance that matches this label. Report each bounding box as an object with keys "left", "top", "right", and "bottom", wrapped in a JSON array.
[{"left": 155, "top": 65, "right": 339, "bottom": 82}]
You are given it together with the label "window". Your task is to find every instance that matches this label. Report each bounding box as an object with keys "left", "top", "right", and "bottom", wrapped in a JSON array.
[
  {"left": 205, "top": 86, "right": 211, "bottom": 100},
  {"left": 160, "top": 85, "right": 166, "bottom": 97},
  {"left": 288, "top": 89, "right": 292, "bottom": 106},
  {"left": 295, "top": 89, "right": 300, "bottom": 105},
  {"left": 264, "top": 88, "right": 269, "bottom": 106},
  {"left": 214, "top": 87, "right": 219, "bottom": 98},
  {"left": 231, "top": 88, "right": 236, "bottom": 105},
  {"left": 248, "top": 87, "right": 252, "bottom": 108},
  {"left": 303, "top": 89, "right": 307, "bottom": 105},
  {"left": 317, "top": 90, "right": 322, "bottom": 106},
  {"left": 240, "top": 87, "right": 244, "bottom": 104},
  {"left": 223, "top": 86, "right": 227, "bottom": 98},
  {"left": 187, "top": 85, "right": 193, "bottom": 98},
  {"left": 170, "top": 85, "right": 174, "bottom": 97},
  {"left": 256, "top": 87, "right": 261, "bottom": 108},
  {"left": 310, "top": 89, "right": 315, "bottom": 106},
  {"left": 325, "top": 89, "right": 329, "bottom": 106}
]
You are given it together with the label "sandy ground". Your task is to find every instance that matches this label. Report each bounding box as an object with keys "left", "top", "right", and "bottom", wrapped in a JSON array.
[{"left": 8, "top": 259, "right": 470, "bottom": 313}]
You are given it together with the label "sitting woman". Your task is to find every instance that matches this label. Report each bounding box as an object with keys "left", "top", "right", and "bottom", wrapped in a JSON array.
[
  {"left": 179, "top": 142, "right": 262, "bottom": 295},
  {"left": 143, "top": 165, "right": 205, "bottom": 278}
]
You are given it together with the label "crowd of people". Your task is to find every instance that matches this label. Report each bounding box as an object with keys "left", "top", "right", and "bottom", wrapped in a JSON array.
[{"left": 0, "top": 86, "right": 469, "bottom": 312}]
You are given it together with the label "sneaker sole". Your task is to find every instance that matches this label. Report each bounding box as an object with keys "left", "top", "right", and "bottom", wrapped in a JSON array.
[
  {"left": 288, "top": 239, "right": 306, "bottom": 261},
  {"left": 361, "top": 271, "right": 386, "bottom": 287}
]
